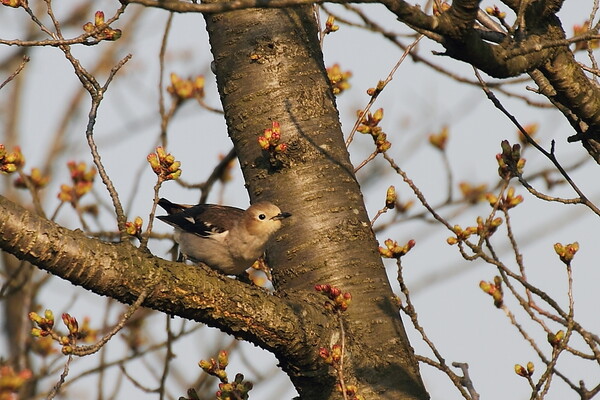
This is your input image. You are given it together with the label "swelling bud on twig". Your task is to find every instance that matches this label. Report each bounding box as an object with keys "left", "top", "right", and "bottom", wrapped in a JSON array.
[
  {"left": 147, "top": 146, "right": 181, "bottom": 181},
  {"left": 554, "top": 242, "right": 579, "bottom": 264}
]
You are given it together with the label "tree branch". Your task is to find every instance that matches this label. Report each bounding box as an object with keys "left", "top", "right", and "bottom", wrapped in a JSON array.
[
  {"left": 0, "top": 195, "right": 328, "bottom": 369},
  {"left": 124, "top": 0, "right": 339, "bottom": 13}
]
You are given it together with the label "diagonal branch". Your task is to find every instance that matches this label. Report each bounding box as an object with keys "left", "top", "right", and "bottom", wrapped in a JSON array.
[{"left": 0, "top": 195, "right": 328, "bottom": 369}]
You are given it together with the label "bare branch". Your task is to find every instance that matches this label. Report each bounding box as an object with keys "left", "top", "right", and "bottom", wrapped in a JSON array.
[
  {"left": 0, "top": 56, "right": 29, "bottom": 91},
  {"left": 0, "top": 195, "right": 329, "bottom": 368},
  {"left": 473, "top": 68, "right": 600, "bottom": 216}
]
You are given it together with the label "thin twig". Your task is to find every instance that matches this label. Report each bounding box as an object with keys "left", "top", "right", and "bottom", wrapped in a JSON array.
[
  {"left": 119, "top": 364, "right": 159, "bottom": 393},
  {"left": 71, "top": 288, "right": 150, "bottom": 356},
  {"left": 336, "top": 311, "right": 348, "bottom": 400},
  {"left": 452, "top": 362, "right": 480, "bottom": 400},
  {"left": 159, "top": 13, "right": 175, "bottom": 147},
  {"left": 354, "top": 150, "right": 378, "bottom": 172},
  {"left": 126, "top": 0, "right": 344, "bottom": 14},
  {"left": 472, "top": 68, "right": 600, "bottom": 217},
  {"left": 199, "top": 147, "right": 237, "bottom": 203},
  {"left": 57, "top": 324, "right": 203, "bottom": 393},
  {"left": 346, "top": 35, "right": 423, "bottom": 147},
  {"left": 383, "top": 152, "right": 453, "bottom": 231},
  {"left": 397, "top": 257, "right": 474, "bottom": 399},
  {"left": 0, "top": 56, "right": 29, "bottom": 91},
  {"left": 370, "top": 206, "right": 389, "bottom": 226},
  {"left": 45, "top": 355, "right": 73, "bottom": 400},
  {"left": 158, "top": 316, "right": 174, "bottom": 400},
  {"left": 34, "top": 0, "right": 132, "bottom": 235}
]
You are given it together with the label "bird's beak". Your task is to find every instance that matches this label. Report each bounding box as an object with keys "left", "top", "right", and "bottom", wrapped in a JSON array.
[{"left": 272, "top": 212, "right": 292, "bottom": 220}]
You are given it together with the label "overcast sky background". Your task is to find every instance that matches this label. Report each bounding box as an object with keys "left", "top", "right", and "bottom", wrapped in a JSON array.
[{"left": 1, "top": 1, "right": 599, "bottom": 399}]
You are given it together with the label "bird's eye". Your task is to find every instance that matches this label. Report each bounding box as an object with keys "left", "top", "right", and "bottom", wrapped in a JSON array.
[{"left": 258, "top": 214, "right": 267, "bottom": 220}]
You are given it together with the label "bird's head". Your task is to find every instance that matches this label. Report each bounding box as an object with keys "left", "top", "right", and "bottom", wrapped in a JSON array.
[{"left": 244, "top": 202, "right": 291, "bottom": 237}]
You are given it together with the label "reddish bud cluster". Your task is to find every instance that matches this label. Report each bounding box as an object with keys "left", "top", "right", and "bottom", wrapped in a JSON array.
[
  {"left": 217, "top": 373, "right": 253, "bottom": 400},
  {"left": 0, "top": 144, "right": 25, "bottom": 174},
  {"left": 14, "top": 167, "right": 49, "bottom": 190},
  {"left": 357, "top": 108, "right": 391, "bottom": 152},
  {"left": 199, "top": 350, "right": 229, "bottom": 382},
  {"left": 314, "top": 284, "right": 352, "bottom": 312},
  {"left": 167, "top": 73, "right": 205, "bottom": 101},
  {"left": 57, "top": 314, "right": 83, "bottom": 355},
  {"left": 62, "top": 313, "right": 79, "bottom": 336},
  {"left": 447, "top": 214, "right": 503, "bottom": 244},
  {"left": 28, "top": 309, "right": 55, "bottom": 336},
  {"left": 319, "top": 344, "right": 342, "bottom": 365},
  {"left": 475, "top": 216, "right": 503, "bottom": 239},
  {"left": 514, "top": 362, "right": 534, "bottom": 378},
  {"left": 428, "top": 126, "right": 449, "bottom": 151},
  {"left": 357, "top": 108, "right": 383, "bottom": 135},
  {"left": 338, "top": 384, "right": 364, "bottom": 400},
  {"left": 125, "top": 216, "right": 143, "bottom": 237},
  {"left": 258, "top": 121, "right": 287, "bottom": 154},
  {"left": 379, "top": 239, "right": 415, "bottom": 259},
  {"left": 324, "top": 16, "right": 339, "bottom": 35},
  {"left": 319, "top": 345, "right": 365, "bottom": 400},
  {"left": 554, "top": 242, "right": 579, "bottom": 265},
  {"left": 547, "top": 330, "right": 565, "bottom": 348},
  {"left": 199, "top": 351, "right": 253, "bottom": 399},
  {"left": 446, "top": 224, "right": 477, "bottom": 245},
  {"left": 496, "top": 140, "right": 525, "bottom": 180},
  {"left": 0, "top": 365, "right": 32, "bottom": 398},
  {"left": 479, "top": 276, "right": 504, "bottom": 308},
  {"left": 29, "top": 310, "right": 95, "bottom": 355},
  {"left": 57, "top": 161, "right": 97, "bottom": 205},
  {"left": 83, "top": 11, "right": 121, "bottom": 41},
  {"left": 148, "top": 146, "right": 182, "bottom": 181},
  {"left": 326, "top": 64, "right": 352, "bottom": 95},
  {"left": 0, "top": 0, "right": 22, "bottom": 7},
  {"left": 486, "top": 186, "right": 524, "bottom": 210},
  {"left": 366, "top": 80, "right": 386, "bottom": 97},
  {"left": 485, "top": 5, "right": 506, "bottom": 19}
]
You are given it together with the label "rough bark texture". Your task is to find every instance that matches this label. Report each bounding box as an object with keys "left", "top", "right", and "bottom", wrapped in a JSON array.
[{"left": 204, "top": 6, "right": 428, "bottom": 399}]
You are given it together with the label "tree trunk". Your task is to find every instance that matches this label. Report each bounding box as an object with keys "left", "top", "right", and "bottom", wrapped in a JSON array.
[{"left": 204, "top": 6, "right": 428, "bottom": 399}]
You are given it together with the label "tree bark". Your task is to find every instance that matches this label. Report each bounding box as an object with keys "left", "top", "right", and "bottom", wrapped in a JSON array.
[
  {"left": 0, "top": 2, "right": 431, "bottom": 399},
  {"left": 204, "top": 5, "right": 428, "bottom": 399}
]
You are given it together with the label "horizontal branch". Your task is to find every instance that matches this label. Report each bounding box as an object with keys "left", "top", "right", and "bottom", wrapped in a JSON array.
[
  {"left": 124, "top": 0, "right": 442, "bottom": 35},
  {"left": 124, "top": 0, "right": 339, "bottom": 13},
  {"left": 0, "top": 195, "right": 327, "bottom": 365},
  {"left": 0, "top": 36, "right": 104, "bottom": 47}
]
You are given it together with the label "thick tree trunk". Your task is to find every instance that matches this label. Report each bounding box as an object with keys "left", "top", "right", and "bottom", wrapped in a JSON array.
[{"left": 204, "top": 6, "right": 428, "bottom": 399}]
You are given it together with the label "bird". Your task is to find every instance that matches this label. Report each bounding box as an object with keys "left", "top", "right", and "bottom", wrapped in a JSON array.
[{"left": 157, "top": 198, "right": 291, "bottom": 275}]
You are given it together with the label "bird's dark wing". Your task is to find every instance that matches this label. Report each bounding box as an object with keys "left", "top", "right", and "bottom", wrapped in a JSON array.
[
  {"left": 157, "top": 198, "right": 193, "bottom": 214},
  {"left": 157, "top": 198, "right": 244, "bottom": 237}
]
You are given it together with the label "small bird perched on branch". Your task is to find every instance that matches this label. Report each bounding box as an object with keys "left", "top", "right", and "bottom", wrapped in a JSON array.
[{"left": 157, "top": 198, "right": 291, "bottom": 275}]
